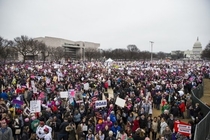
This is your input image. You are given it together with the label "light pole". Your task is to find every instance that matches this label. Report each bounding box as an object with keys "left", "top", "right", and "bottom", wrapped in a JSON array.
[{"left": 150, "top": 41, "right": 154, "bottom": 62}]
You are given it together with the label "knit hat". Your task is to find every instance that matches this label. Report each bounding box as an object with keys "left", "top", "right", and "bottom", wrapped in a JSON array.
[
  {"left": 44, "top": 127, "right": 49, "bottom": 133},
  {"left": 24, "top": 118, "right": 29, "bottom": 122}
]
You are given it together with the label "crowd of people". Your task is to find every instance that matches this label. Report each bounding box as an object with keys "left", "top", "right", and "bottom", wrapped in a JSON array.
[{"left": 0, "top": 60, "right": 209, "bottom": 140}]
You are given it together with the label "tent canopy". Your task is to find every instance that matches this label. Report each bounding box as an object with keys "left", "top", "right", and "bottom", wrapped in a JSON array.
[{"left": 105, "top": 58, "right": 114, "bottom": 62}]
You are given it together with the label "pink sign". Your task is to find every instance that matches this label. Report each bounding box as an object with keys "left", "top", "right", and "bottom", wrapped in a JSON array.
[{"left": 69, "top": 89, "right": 75, "bottom": 98}]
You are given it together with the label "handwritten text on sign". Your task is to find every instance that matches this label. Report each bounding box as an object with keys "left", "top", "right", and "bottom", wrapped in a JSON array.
[
  {"left": 178, "top": 124, "right": 191, "bottom": 134},
  {"left": 30, "top": 100, "right": 41, "bottom": 113},
  {"left": 95, "top": 100, "right": 107, "bottom": 108}
]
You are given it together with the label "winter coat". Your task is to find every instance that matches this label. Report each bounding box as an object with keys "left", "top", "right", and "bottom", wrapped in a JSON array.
[{"left": 132, "top": 119, "right": 139, "bottom": 132}]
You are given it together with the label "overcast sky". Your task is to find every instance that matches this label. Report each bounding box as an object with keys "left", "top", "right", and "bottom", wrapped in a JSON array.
[{"left": 0, "top": 0, "right": 210, "bottom": 53}]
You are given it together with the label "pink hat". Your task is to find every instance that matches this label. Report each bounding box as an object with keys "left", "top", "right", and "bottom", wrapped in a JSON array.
[
  {"left": 31, "top": 116, "right": 36, "bottom": 120},
  {"left": 24, "top": 118, "right": 29, "bottom": 122}
]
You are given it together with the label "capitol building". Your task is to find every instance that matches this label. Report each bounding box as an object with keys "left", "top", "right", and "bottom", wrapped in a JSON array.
[{"left": 184, "top": 37, "right": 203, "bottom": 60}]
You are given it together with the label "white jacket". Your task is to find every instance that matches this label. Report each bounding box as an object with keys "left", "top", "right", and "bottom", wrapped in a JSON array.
[
  {"left": 44, "top": 132, "right": 52, "bottom": 140},
  {"left": 36, "top": 125, "right": 52, "bottom": 139}
]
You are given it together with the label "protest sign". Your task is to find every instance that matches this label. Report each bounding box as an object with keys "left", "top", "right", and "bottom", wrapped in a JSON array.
[
  {"left": 12, "top": 99, "right": 24, "bottom": 106},
  {"left": 60, "top": 91, "right": 69, "bottom": 98},
  {"left": 115, "top": 97, "right": 126, "bottom": 108},
  {"left": 24, "top": 107, "right": 31, "bottom": 116},
  {"left": 84, "top": 83, "right": 89, "bottom": 90},
  {"left": 69, "top": 89, "right": 75, "bottom": 98},
  {"left": 174, "top": 121, "right": 191, "bottom": 136},
  {"left": 33, "top": 87, "right": 38, "bottom": 93},
  {"left": 95, "top": 100, "right": 107, "bottom": 108},
  {"left": 31, "top": 80, "right": 35, "bottom": 88},
  {"left": 75, "top": 92, "right": 83, "bottom": 103},
  {"left": 178, "top": 91, "right": 184, "bottom": 96},
  {"left": 82, "top": 125, "right": 88, "bottom": 131},
  {"left": 30, "top": 100, "right": 41, "bottom": 113}
]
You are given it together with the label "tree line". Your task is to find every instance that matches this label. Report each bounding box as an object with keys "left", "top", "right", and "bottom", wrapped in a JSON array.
[{"left": 0, "top": 35, "right": 210, "bottom": 63}]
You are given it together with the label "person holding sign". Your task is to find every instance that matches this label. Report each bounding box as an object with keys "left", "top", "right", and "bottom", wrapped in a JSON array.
[
  {"left": 36, "top": 121, "right": 52, "bottom": 140},
  {"left": 43, "top": 127, "right": 52, "bottom": 140}
]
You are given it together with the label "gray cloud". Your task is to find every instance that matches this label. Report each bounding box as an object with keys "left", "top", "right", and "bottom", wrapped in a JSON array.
[{"left": 0, "top": 0, "right": 210, "bottom": 53}]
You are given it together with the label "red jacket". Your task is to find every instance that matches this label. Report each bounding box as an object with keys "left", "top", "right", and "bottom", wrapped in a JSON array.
[
  {"left": 132, "top": 119, "right": 139, "bottom": 132},
  {"left": 179, "top": 102, "right": 186, "bottom": 112}
]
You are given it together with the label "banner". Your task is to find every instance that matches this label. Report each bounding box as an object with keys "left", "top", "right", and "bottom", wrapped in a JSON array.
[
  {"left": 30, "top": 100, "right": 41, "bottom": 113},
  {"left": 174, "top": 121, "right": 191, "bottom": 136},
  {"left": 95, "top": 100, "right": 107, "bottom": 108},
  {"left": 60, "top": 91, "right": 69, "bottom": 98},
  {"left": 115, "top": 97, "right": 126, "bottom": 108},
  {"left": 12, "top": 99, "right": 24, "bottom": 106}
]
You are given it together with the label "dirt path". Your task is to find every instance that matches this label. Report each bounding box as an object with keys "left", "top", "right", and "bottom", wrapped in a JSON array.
[{"left": 200, "top": 79, "right": 210, "bottom": 105}]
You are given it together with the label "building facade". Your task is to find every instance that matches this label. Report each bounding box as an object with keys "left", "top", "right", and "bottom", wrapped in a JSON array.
[
  {"left": 190, "top": 37, "right": 202, "bottom": 60},
  {"left": 182, "top": 37, "right": 203, "bottom": 60},
  {"left": 34, "top": 36, "right": 100, "bottom": 60}
]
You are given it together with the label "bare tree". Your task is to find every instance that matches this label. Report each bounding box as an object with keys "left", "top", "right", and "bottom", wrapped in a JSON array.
[
  {"left": 0, "top": 37, "right": 13, "bottom": 63},
  {"left": 201, "top": 42, "right": 210, "bottom": 60},
  {"left": 156, "top": 51, "right": 167, "bottom": 59},
  {"left": 14, "top": 35, "right": 33, "bottom": 63},
  {"left": 49, "top": 47, "right": 65, "bottom": 61},
  {"left": 28, "top": 39, "right": 43, "bottom": 62},
  {"left": 127, "top": 44, "right": 139, "bottom": 52},
  {"left": 127, "top": 45, "right": 140, "bottom": 60},
  {"left": 39, "top": 42, "right": 50, "bottom": 63},
  {"left": 85, "top": 48, "right": 100, "bottom": 61}
]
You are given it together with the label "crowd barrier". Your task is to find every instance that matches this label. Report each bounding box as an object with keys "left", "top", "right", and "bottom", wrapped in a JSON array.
[{"left": 191, "top": 80, "right": 210, "bottom": 140}]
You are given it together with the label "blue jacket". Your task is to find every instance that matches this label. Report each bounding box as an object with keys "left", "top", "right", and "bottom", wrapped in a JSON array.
[
  {"left": 0, "top": 92, "right": 8, "bottom": 100},
  {"left": 110, "top": 114, "right": 117, "bottom": 124},
  {"left": 111, "top": 125, "right": 121, "bottom": 137}
]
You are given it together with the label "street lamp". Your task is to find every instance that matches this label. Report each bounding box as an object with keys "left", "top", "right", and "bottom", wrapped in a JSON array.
[{"left": 149, "top": 41, "right": 154, "bottom": 62}]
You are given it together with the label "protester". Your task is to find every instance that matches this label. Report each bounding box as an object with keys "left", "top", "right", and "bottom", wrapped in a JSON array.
[
  {"left": 0, "top": 119, "right": 13, "bottom": 140},
  {"left": 0, "top": 60, "right": 208, "bottom": 140}
]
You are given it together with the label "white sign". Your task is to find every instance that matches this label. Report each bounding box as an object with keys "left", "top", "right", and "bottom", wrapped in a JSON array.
[
  {"left": 33, "top": 87, "right": 38, "bottom": 93},
  {"left": 30, "top": 100, "right": 41, "bottom": 113},
  {"left": 115, "top": 97, "right": 126, "bottom": 108},
  {"left": 95, "top": 100, "right": 107, "bottom": 108},
  {"left": 31, "top": 80, "right": 35, "bottom": 88},
  {"left": 178, "top": 91, "right": 184, "bottom": 96},
  {"left": 82, "top": 125, "right": 88, "bottom": 131},
  {"left": 84, "top": 83, "right": 89, "bottom": 90},
  {"left": 178, "top": 124, "right": 191, "bottom": 134},
  {"left": 60, "top": 91, "right": 69, "bottom": 98}
]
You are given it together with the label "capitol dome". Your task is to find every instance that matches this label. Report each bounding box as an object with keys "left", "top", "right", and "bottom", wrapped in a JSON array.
[
  {"left": 193, "top": 37, "right": 202, "bottom": 48},
  {"left": 191, "top": 37, "right": 202, "bottom": 60}
]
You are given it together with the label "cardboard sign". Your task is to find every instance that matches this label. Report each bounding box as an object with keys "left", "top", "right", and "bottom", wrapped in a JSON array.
[
  {"left": 30, "top": 100, "right": 41, "bottom": 113},
  {"left": 60, "top": 91, "right": 69, "bottom": 98},
  {"left": 95, "top": 100, "right": 107, "bottom": 108},
  {"left": 115, "top": 97, "right": 126, "bottom": 108}
]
